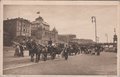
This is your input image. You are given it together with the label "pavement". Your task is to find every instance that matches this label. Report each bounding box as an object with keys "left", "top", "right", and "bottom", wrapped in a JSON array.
[{"left": 3, "top": 47, "right": 117, "bottom": 75}]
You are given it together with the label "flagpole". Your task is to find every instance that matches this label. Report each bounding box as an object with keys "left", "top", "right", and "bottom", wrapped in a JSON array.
[{"left": 105, "top": 33, "right": 108, "bottom": 43}]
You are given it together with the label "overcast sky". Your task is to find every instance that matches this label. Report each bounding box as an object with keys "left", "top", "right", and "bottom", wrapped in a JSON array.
[{"left": 4, "top": 5, "right": 118, "bottom": 42}]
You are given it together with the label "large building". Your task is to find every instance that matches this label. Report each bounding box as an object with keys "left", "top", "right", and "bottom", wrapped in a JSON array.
[
  {"left": 4, "top": 18, "right": 31, "bottom": 45},
  {"left": 4, "top": 18, "right": 31, "bottom": 37},
  {"left": 4, "top": 16, "right": 58, "bottom": 45},
  {"left": 31, "top": 16, "right": 58, "bottom": 45}
]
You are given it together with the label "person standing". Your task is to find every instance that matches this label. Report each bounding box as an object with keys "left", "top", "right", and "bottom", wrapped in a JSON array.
[
  {"left": 14, "top": 44, "right": 20, "bottom": 57},
  {"left": 42, "top": 46, "right": 48, "bottom": 61},
  {"left": 63, "top": 44, "right": 69, "bottom": 60},
  {"left": 96, "top": 45, "right": 101, "bottom": 56},
  {"left": 19, "top": 44, "right": 24, "bottom": 57},
  {"left": 48, "top": 38, "right": 52, "bottom": 46},
  {"left": 30, "top": 40, "right": 37, "bottom": 62}
]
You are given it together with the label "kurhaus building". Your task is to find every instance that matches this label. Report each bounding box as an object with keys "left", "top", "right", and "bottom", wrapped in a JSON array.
[{"left": 31, "top": 16, "right": 58, "bottom": 45}]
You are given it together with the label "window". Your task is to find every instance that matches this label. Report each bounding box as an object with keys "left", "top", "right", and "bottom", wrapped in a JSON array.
[
  {"left": 17, "top": 26, "right": 21, "bottom": 31},
  {"left": 23, "top": 29, "right": 25, "bottom": 32}
]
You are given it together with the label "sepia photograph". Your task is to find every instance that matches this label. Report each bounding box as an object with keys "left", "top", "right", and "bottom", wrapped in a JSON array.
[
  {"left": 2, "top": 1, "right": 119, "bottom": 75},
  {"left": 1, "top": 0, "right": 120, "bottom": 1}
]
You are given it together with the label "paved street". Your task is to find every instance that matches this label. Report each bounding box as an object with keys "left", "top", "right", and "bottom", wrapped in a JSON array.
[{"left": 3, "top": 47, "right": 117, "bottom": 75}]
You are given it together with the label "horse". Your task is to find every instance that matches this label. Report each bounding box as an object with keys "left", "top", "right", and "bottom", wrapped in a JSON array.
[
  {"left": 41, "top": 46, "right": 48, "bottom": 61},
  {"left": 55, "top": 44, "right": 64, "bottom": 57},
  {"left": 26, "top": 40, "right": 42, "bottom": 63}
]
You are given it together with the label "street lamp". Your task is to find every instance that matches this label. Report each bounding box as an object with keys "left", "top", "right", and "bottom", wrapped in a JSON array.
[
  {"left": 91, "top": 16, "right": 97, "bottom": 43},
  {"left": 105, "top": 33, "right": 108, "bottom": 43}
]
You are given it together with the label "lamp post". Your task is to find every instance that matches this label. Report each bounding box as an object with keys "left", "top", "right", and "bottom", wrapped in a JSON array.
[
  {"left": 97, "top": 36, "right": 99, "bottom": 43},
  {"left": 91, "top": 16, "right": 97, "bottom": 43},
  {"left": 105, "top": 33, "right": 108, "bottom": 43}
]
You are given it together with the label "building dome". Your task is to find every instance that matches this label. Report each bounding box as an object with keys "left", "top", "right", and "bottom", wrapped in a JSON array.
[
  {"left": 52, "top": 27, "right": 58, "bottom": 32},
  {"left": 35, "top": 16, "right": 43, "bottom": 21}
]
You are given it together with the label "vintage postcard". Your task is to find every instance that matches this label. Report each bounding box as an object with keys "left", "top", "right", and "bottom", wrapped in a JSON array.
[{"left": 0, "top": 0, "right": 120, "bottom": 77}]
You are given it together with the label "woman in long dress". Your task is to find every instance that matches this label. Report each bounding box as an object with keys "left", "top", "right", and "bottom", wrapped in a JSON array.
[{"left": 14, "top": 44, "right": 20, "bottom": 57}]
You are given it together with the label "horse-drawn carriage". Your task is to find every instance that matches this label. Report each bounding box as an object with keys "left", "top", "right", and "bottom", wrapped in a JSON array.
[{"left": 26, "top": 40, "right": 64, "bottom": 62}]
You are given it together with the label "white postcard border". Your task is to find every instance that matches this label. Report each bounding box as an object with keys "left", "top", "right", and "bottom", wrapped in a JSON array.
[{"left": 0, "top": 1, "right": 119, "bottom": 77}]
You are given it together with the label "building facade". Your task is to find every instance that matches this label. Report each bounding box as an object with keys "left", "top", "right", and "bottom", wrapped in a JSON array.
[
  {"left": 4, "top": 18, "right": 31, "bottom": 45},
  {"left": 3, "top": 16, "right": 58, "bottom": 46},
  {"left": 31, "top": 16, "right": 58, "bottom": 45}
]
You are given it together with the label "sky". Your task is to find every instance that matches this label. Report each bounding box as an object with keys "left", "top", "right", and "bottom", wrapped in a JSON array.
[{"left": 3, "top": 5, "right": 118, "bottom": 43}]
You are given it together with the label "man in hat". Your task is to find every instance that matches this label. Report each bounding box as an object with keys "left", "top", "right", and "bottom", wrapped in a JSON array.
[
  {"left": 19, "top": 43, "right": 24, "bottom": 57},
  {"left": 63, "top": 44, "right": 69, "bottom": 60},
  {"left": 48, "top": 38, "right": 52, "bottom": 46}
]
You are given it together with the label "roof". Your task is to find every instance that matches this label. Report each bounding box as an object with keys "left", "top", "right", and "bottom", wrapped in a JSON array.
[
  {"left": 35, "top": 16, "right": 43, "bottom": 21},
  {"left": 42, "top": 21, "right": 50, "bottom": 27},
  {"left": 4, "top": 17, "right": 31, "bottom": 24}
]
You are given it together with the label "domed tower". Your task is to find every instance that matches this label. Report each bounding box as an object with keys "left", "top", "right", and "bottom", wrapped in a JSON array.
[
  {"left": 113, "top": 28, "right": 117, "bottom": 43},
  {"left": 52, "top": 27, "right": 58, "bottom": 33},
  {"left": 52, "top": 27, "right": 58, "bottom": 43},
  {"left": 36, "top": 16, "right": 43, "bottom": 21}
]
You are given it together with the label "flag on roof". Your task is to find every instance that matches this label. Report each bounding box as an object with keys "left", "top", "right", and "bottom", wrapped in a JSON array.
[{"left": 37, "top": 11, "right": 40, "bottom": 14}]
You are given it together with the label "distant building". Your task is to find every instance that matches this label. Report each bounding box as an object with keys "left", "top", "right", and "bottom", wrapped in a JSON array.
[
  {"left": 113, "top": 28, "right": 117, "bottom": 48},
  {"left": 58, "top": 34, "right": 94, "bottom": 45},
  {"left": 113, "top": 28, "right": 117, "bottom": 43},
  {"left": 31, "top": 16, "right": 58, "bottom": 45},
  {"left": 3, "top": 18, "right": 31, "bottom": 45},
  {"left": 70, "top": 38, "right": 94, "bottom": 45},
  {"left": 58, "top": 34, "right": 76, "bottom": 43},
  {"left": 113, "top": 34, "right": 117, "bottom": 43}
]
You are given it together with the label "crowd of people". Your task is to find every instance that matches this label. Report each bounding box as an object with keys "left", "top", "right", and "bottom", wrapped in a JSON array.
[{"left": 13, "top": 38, "right": 103, "bottom": 63}]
